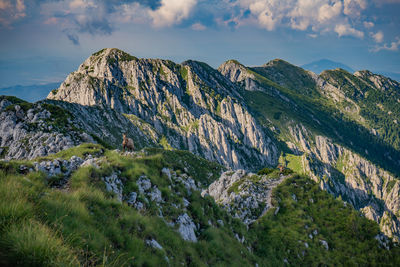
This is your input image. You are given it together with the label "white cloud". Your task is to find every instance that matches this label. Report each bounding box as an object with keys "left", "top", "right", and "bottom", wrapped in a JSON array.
[
  {"left": 246, "top": 0, "right": 286, "bottom": 31},
  {"left": 0, "top": 0, "right": 26, "bottom": 27},
  {"left": 372, "top": 37, "right": 400, "bottom": 52},
  {"left": 334, "top": 23, "right": 364, "bottom": 38},
  {"left": 191, "top": 22, "right": 206, "bottom": 31},
  {"left": 318, "top": 1, "right": 342, "bottom": 22},
  {"left": 372, "top": 30, "right": 384, "bottom": 43},
  {"left": 363, "top": 21, "right": 374, "bottom": 28},
  {"left": 149, "top": 0, "right": 197, "bottom": 27},
  {"left": 116, "top": 3, "right": 149, "bottom": 24},
  {"left": 343, "top": 0, "right": 367, "bottom": 17},
  {"left": 232, "top": 0, "right": 368, "bottom": 40},
  {"left": 69, "top": 0, "right": 96, "bottom": 10}
]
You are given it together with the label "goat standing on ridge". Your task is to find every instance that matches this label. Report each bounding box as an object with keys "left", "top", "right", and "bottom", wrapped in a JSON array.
[{"left": 122, "top": 133, "right": 135, "bottom": 152}]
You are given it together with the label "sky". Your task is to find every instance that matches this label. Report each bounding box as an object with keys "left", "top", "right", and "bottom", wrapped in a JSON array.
[{"left": 0, "top": 0, "right": 400, "bottom": 87}]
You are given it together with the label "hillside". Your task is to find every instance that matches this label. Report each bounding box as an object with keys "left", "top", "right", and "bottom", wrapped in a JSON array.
[
  {"left": 1, "top": 144, "right": 399, "bottom": 266},
  {"left": 1, "top": 48, "right": 400, "bottom": 265},
  {"left": 219, "top": 59, "right": 400, "bottom": 242}
]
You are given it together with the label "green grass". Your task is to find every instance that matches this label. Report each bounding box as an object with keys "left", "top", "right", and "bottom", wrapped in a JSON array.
[
  {"left": 0, "top": 220, "right": 79, "bottom": 266},
  {"left": 284, "top": 154, "right": 304, "bottom": 174},
  {"left": 0, "top": 145, "right": 256, "bottom": 266},
  {"left": 159, "top": 136, "right": 173, "bottom": 150},
  {"left": 250, "top": 175, "right": 400, "bottom": 266}
]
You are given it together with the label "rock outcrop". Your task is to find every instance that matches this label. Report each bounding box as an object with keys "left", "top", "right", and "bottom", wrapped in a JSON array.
[
  {"left": 203, "top": 169, "right": 290, "bottom": 224},
  {"left": 0, "top": 98, "right": 90, "bottom": 160}
]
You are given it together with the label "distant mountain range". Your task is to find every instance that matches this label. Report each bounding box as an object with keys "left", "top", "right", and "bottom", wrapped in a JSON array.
[
  {"left": 302, "top": 59, "right": 400, "bottom": 82},
  {"left": 301, "top": 59, "right": 354, "bottom": 74},
  {"left": 0, "top": 82, "right": 60, "bottom": 102}
]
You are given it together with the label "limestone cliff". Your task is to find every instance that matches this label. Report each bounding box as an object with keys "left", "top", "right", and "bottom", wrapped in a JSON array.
[{"left": 48, "top": 48, "right": 278, "bottom": 170}]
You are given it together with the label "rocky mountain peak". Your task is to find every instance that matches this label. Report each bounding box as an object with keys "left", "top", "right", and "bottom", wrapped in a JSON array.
[
  {"left": 262, "top": 58, "right": 291, "bottom": 67},
  {"left": 46, "top": 48, "right": 279, "bottom": 171},
  {"left": 218, "top": 59, "right": 254, "bottom": 85}
]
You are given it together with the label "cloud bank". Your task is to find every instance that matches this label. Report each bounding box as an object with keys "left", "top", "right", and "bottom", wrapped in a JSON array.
[{"left": 0, "top": 0, "right": 399, "bottom": 52}]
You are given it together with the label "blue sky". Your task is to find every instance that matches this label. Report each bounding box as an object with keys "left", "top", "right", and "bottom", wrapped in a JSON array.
[{"left": 0, "top": 0, "right": 399, "bottom": 87}]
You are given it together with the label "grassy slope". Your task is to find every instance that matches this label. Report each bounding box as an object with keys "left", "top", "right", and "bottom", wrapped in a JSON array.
[
  {"left": 1, "top": 144, "right": 399, "bottom": 266},
  {"left": 0, "top": 144, "right": 256, "bottom": 266}
]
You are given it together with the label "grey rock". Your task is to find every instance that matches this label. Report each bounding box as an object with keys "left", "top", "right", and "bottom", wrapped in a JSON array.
[
  {"left": 149, "top": 186, "right": 163, "bottom": 203},
  {"left": 182, "top": 197, "right": 190, "bottom": 207},
  {"left": 103, "top": 173, "right": 123, "bottom": 202},
  {"left": 126, "top": 192, "right": 137, "bottom": 206},
  {"left": 137, "top": 176, "right": 151, "bottom": 193},
  {"left": 319, "top": 240, "right": 329, "bottom": 250},
  {"left": 146, "top": 239, "right": 163, "bottom": 250},
  {"left": 0, "top": 102, "right": 88, "bottom": 161},
  {"left": 204, "top": 169, "right": 288, "bottom": 224},
  {"left": 134, "top": 202, "right": 144, "bottom": 210},
  {"left": 177, "top": 213, "right": 197, "bottom": 242}
]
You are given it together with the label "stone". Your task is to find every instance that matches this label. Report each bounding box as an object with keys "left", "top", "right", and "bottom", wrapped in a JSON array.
[
  {"left": 182, "top": 197, "right": 190, "bottom": 207},
  {"left": 137, "top": 176, "right": 151, "bottom": 193},
  {"left": 177, "top": 213, "right": 197, "bottom": 242},
  {"left": 135, "top": 202, "right": 144, "bottom": 210},
  {"left": 149, "top": 186, "right": 163, "bottom": 203},
  {"left": 126, "top": 192, "right": 137, "bottom": 205},
  {"left": 103, "top": 173, "right": 123, "bottom": 202},
  {"left": 204, "top": 169, "right": 288, "bottom": 224},
  {"left": 319, "top": 240, "right": 329, "bottom": 250},
  {"left": 146, "top": 239, "right": 163, "bottom": 250}
]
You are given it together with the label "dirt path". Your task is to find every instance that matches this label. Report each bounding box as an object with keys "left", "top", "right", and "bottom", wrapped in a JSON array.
[{"left": 262, "top": 174, "right": 292, "bottom": 217}]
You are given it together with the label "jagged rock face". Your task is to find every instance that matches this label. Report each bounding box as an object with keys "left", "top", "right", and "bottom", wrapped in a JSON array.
[
  {"left": 0, "top": 100, "right": 90, "bottom": 160},
  {"left": 48, "top": 48, "right": 278, "bottom": 170},
  {"left": 219, "top": 58, "right": 400, "bottom": 241},
  {"left": 287, "top": 123, "right": 400, "bottom": 242},
  {"left": 354, "top": 70, "right": 400, "bottom": 92},
  {"left": 217, "top": 60, "right": 261, "bottom": 91},
  {"left": 45, "top": 100, "right": 158, "bottom": 150}
]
